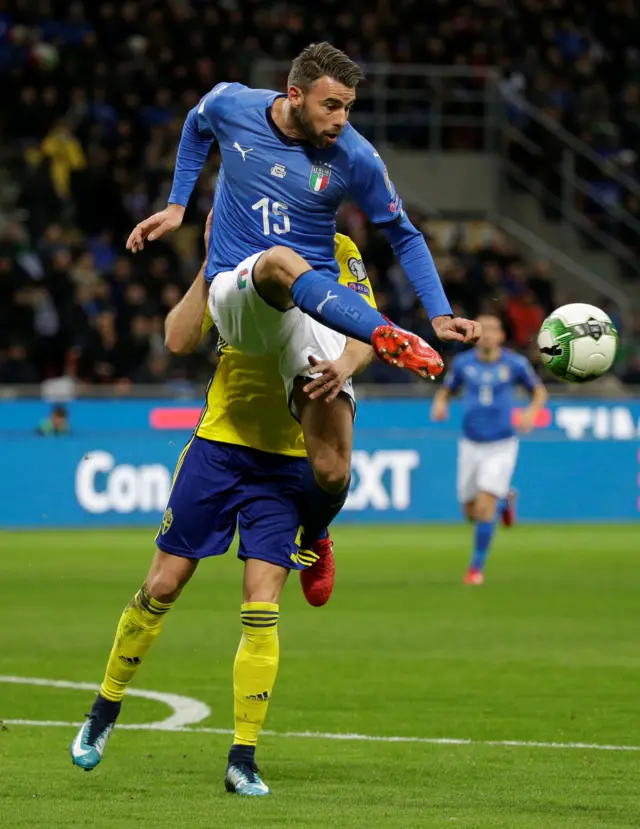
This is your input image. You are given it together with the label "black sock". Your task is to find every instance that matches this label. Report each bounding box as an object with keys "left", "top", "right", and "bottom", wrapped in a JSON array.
[
  {"left": 299, "top": 464, "right": 349, "bottom": 548},
  {"left": 228, "top": 743, "right": 256, "bottom": 766},
  {"left": 90, "top": 693, "right": 121, "bottom": 722}
]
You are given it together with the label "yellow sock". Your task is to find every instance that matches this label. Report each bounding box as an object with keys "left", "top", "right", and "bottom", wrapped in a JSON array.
[
  {"left": 233, "top": 602, "right": 280, "bottom": 746},
  {"left": 100, "top": 585, "right": 173, "bottom": 702}
]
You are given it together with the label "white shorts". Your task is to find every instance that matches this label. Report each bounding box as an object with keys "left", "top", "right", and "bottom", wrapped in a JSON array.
[
  {"left": 207, "top": 252, "right": 355, "bottom": 415},
  {"left": 457, "top": 437, "right": 519, "bottom": 504}
]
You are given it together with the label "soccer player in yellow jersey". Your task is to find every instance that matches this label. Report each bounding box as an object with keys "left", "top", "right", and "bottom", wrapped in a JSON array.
[{"left": 70, "top": 218, "right": 376, "bottom": 796}]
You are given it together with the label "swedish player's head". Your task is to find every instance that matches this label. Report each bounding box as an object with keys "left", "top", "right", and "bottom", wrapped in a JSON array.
[
  {"left": 288, "top": 42, "right": 364, "bottom": 148},
  {"left": 476, "top": 312, "right": 505, "bottom": 354}
]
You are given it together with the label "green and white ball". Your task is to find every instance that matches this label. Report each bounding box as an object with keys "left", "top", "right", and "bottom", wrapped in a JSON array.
[{"left": 537, "top": 303, "right": 618, "bottom": 382}]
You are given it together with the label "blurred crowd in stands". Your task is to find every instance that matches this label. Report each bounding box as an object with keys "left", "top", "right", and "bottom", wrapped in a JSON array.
[{"left": 0, "top": 0, "right": 639, "bottom": 391}]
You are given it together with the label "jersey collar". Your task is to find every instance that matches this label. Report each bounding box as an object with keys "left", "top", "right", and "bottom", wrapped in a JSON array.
[{"left": 265, "top": 96, "right": 310, "bottom": 147}]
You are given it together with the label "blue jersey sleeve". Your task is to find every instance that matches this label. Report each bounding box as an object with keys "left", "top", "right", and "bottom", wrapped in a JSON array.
[
  {"left": 514, "top": 355, "right": 540, "bottom": 392},
  {"left": 350, "top": 142, "right": 404, "bottom": 225},
  {"left": 168, "top": 82, "right": 240, "bottom": 208},
  {"left": 349, "top": 141, "right": 453, "bottom": 320},
  {"left": 444, "top": 358, "right": 463, "bottom": 392}
]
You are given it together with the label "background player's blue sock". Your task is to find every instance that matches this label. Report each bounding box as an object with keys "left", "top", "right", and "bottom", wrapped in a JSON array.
[
  {"left": 470, "top": 520, "right": 495, "bottom": 572},
  {"left": 299, "top": 464, "right": 349, "bottom": 547},
  {"left": 497, "top": 496, "right": 508, "bottom": 513},
  {"left": 290, "top": 270, "right": 389, "bottom": 344}
]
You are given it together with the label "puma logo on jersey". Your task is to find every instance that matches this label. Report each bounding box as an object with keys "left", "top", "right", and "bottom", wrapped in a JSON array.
[
  {"left": 316, "top": 290, "right": 338, "bottom": 315},
  {"left": 233, "top": 142, "right": 253, "bottom": 161}
]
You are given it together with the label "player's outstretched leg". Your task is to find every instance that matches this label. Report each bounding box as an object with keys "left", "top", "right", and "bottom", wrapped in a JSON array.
[
  {"left": 464, "top": 492, "right": 498, "bottom": 585},
  {"left": 225, "top": 560, "right": 288, "bottom": 796},
  {"left": 70, "top": 551, "right": 196, "bottom": 770},
  {"left": 253, "top": 247, "right": 444, "bottom": 379}
]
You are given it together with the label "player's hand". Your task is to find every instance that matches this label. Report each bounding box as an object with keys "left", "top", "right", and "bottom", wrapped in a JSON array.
[
  {"left": 517, "top": 407, "right": 537, "bottom": 434},
  {"left": 430, "top": 399, "right": 448, "bottom": 422},
  {"left": 203, "top": 209, "right": 213, "bottom": 248},
  {"left": 432, "top": 316, "right": 482, "bottom": 344},
  {"left": 303, "top": 354, "right": 354, "bottom": 402},
  {"left": 126, "top": 204, "right": 185, "bottom": 253}
]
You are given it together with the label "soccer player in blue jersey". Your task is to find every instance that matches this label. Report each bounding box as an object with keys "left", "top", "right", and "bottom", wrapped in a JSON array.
[
  {"left": 127, "top": 43, "right": 481, "bottom": 568},
  {"left": 431, "top": 313, "right": 547, "bottom": 584}
]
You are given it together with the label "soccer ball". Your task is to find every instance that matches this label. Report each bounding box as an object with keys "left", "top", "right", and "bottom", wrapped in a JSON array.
[{"left": 537, "top": 303, "right": 618, "bottom": 382}]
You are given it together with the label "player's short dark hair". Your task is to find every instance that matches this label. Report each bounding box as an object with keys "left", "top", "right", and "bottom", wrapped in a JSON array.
[{"left": 288, "top": 42, "right": 365, "bottom": 91}]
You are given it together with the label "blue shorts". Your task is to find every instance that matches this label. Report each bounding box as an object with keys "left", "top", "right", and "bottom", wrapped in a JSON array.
[{"left": 156, "top": 437, "right": 312, "bottom": 570}]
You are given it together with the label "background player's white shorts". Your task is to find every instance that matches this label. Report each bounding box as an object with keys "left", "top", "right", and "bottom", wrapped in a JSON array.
[
  {"left": 208, "top": 251, "right": 355, "bottom": 414},
  {"left": 456, "top": 437, "right": 519, "bottom": 503}
]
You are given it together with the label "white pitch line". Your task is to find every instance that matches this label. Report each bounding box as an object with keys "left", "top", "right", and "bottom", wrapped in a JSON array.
[
  {"left": 3, "top": 676, "right": 639, "bottom": 754},
  {"left": 3, "top": 719, "right": 640, "bottom": 753},
  {"left": 0, "top": 675, "right": 210, "bottom": 729}
]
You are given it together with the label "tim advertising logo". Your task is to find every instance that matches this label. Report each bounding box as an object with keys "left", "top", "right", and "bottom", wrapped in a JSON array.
[{"left": 555, "top": 406, "right": 640, "bottom": 440}]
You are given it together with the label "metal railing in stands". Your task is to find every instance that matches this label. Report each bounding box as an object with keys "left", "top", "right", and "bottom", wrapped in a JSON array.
[
  {"left": 251, "top": 61, "right": 501, "bottom": 151},
  {"left": 254, "top": 61, "right": 640, "bottom": 279},
  {"left": 500, "top": 91, "right": 640, "bottom": 277},
  {"left": 495, "top": 214, "right": 634, "bottom": 333}
]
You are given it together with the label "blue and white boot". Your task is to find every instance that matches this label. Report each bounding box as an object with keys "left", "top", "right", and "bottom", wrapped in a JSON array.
[
  {"left": 224, "top": 761, "right": 270, "bottom": 796},
  {"left": 70, "top": 695, "right": 121, "bottom": 771},
  {"left": 224, "top": 745, "right": 270, "bottom": 795}
]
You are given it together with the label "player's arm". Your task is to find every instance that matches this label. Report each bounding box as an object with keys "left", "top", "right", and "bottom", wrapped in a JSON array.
[
  {"left": 164, "top": 212, "right": 213, "bottom": 355},
  {"left": 431, "top": 359, "right": 462, "bottom": 420},
  {"left": 517, "top": 360, "right": 548, "bottom": 433},
  {"left": 303, "top": 338, "right": 373, "bottom": 402},
  {"left": 303, "top": 235, "right": 375, "bottom": 401},
  {"left": 127, "top": 84, "right": 229, "bottom": 252},
  {"left": 350, "top": 147, "right": 480, "bottom": 344}
]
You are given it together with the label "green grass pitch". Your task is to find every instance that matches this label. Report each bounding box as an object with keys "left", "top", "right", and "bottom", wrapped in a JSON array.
[{"left": 1, "top": 524, "right": 640, "bottom": 828}]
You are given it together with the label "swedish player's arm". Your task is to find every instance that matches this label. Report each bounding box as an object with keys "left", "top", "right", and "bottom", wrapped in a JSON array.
[
  {"left": 350, "top": 145, "right": 480, "bottom": 343},
  {"left": 127, "top": 85, "right": 223, "bottom": 252},
  {"left": 164, "top": 263, "right": 209, "bottom": 355},
  {"left": 303, "top": 339, "right": 373, "bottom": 402},
  {"left": 164, "top": 212, "right": 212, "bottom": 355}
]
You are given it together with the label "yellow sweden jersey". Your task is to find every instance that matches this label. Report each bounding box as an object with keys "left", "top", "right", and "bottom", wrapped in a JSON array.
[{"left": 196, "top": 234, "right": 376, "bottom": 457}]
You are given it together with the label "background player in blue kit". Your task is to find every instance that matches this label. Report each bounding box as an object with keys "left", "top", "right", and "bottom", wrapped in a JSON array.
[
  {"left": 127, "top": 43, "right": 481, "bottom": 563},
  {"left": 431, "top": 313, "right": 548, "bottom": 585}
]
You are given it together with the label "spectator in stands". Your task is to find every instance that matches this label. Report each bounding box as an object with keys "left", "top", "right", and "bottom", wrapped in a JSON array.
[
  {"left": 528, "top": 259, "right": 556, "bottom": 314},
  {"left": 40, "top": 120, "right": 87, "bottom": 201},
  {"left": 36, "top": 405, "right": 71, "bottom": 436},
  {"left": 506, "top": 288, "right": 546, "bottom": 349}
]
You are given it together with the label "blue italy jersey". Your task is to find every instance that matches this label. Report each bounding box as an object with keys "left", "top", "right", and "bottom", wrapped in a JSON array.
[
  {"left": 168, "top": 82, "right": 452, "bottom": 320},
  {"left": 444, "top": 348, "right": 541, "bottom": 442}
]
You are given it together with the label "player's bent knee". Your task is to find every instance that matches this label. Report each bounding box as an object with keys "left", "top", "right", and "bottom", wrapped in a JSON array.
[
  {"left": 463, "top": 503, "right": 476, "bottom": 522},
  {"left": 475, "top": 492, "right": 498, "bottom": 522},
  {"left": 312, "top": 455, "right": 351, "bottom": 494},
  {"left": 146, "top": 550, "right": 197, "bottom": 602},
  {"left": 256, "top": 245, "right": 310, "bottom": 289},
  {"left": 145, "top": 574, "right": 183, "bottom": 603}
]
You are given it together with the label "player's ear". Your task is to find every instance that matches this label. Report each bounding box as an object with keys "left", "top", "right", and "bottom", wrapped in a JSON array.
[{"left": 288, "top": 85, "right": 304, "bottom": 108}]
